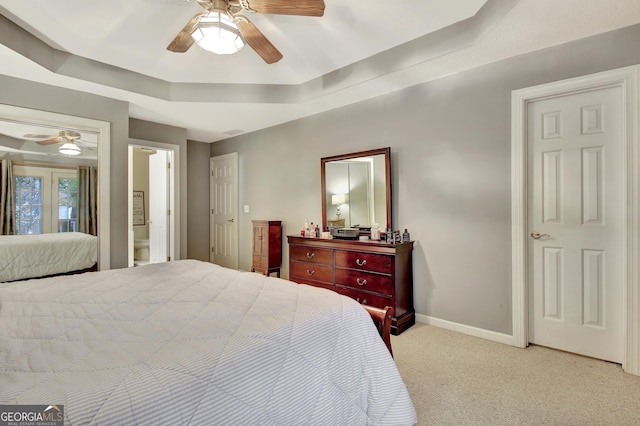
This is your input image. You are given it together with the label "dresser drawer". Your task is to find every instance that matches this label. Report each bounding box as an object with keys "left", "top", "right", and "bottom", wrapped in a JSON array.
[
  {"left": 336, "top": 286, "right": 392, "bottom": 310},
  {"left": 299, "top": 280, "right": 334, "bottom": 292},
  {"left": 335, "top": 269, "right": 392, "bottom": 295},
  {"left": 290, "top": 245, "right": 333, "bottom": 265},
  {"left": 287, "top": 235, "right": 415, "bottom": 335},
  {"left": 335, "top": 251, "right": 392, "bottom": 274},
  {"left": 290, "top": 261, "right": 333, "bottom": 284}
]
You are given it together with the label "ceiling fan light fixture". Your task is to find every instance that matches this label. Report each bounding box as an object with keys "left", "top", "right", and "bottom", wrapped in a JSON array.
[
  {"left": 59, "top": 142, "right": 81, "bottom": 156},
  {"left": 191, "top": 11, "right": 245, "bottom": 55}
]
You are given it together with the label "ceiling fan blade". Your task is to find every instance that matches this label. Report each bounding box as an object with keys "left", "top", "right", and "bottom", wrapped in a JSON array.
[
  {"left": 24, "top": 134, "right": 56, "bottom": 139},
  {"left": 242, "top": 0, "right": 325, "bottom": 17},
  {"left": 236, "top": 18, "right": 283, "bottom": 64},
  {"left": 36, "top": 139, "right": 62, "bottom": 146},
  {"left": 167, "top": 12, "right": 207, "bottom": 52}
]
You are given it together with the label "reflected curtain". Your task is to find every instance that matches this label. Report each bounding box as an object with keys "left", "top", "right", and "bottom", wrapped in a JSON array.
[
  {"left": 0, "top": 159, "right": 16, "bottom": 235},
  {"left": 77, "top": 165, "right": 97, "bottom": 236}
]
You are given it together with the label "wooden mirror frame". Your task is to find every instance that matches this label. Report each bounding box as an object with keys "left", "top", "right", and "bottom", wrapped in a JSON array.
[{"left": 321, "top": 147, "right": 391, "bottom": 232}]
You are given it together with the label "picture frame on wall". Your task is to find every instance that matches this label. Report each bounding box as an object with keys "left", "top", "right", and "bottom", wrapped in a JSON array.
[{"left": 133, "top": 190, "right": 145, "bottom": 226}]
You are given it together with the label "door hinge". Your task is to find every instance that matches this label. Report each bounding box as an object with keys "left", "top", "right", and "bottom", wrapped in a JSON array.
[
  {"left": 167, "top": 209, "right": 171, "bottom": 216},
  {"left": 167, "top": 162, "right": 171, "bottom": 169}
]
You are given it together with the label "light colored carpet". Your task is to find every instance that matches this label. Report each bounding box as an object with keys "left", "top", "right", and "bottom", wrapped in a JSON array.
[{"left": 392, "top": 323, "right": 640, "bottom": 425}]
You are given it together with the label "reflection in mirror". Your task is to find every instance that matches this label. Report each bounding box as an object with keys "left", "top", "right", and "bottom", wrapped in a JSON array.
[
  {"left": 321, "top": 147, "right": 391, "bottom": 232},
  {"left": 0, "top": 104, "right": 110, "bottom": 278}
]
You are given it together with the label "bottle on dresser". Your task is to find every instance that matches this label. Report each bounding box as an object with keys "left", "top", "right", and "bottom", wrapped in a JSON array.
[{"left": 371, "top": 223, "right": 381, "bottom": 241}]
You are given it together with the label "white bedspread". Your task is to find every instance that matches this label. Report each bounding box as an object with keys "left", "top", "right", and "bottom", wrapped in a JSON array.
[
  {"left": 0, "top": 260, "right": 417, "bottom": 425},
  {"left": 0, "top": 232, "right": 97, "bottom": 282}
]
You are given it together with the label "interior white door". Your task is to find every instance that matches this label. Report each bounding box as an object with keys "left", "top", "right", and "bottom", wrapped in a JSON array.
[
  {"left": 210, "top": 153, "right": 238, "bottom": 269},
  {"left": 527, "top": 86, "right": 623, "bottom": 362},
  {"left": 149, "top": 150, "right": 169, "bottom": 264}
]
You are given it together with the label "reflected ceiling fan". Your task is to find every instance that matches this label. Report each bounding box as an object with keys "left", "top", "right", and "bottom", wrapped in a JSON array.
[
  {"left": 23, "top": 130, "right": 93, "bottom": 156},
  {"left": 167, "top": 0, "right": 325, "bottom": 64}
]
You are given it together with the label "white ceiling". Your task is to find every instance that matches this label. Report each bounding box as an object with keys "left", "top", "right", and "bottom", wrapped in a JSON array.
[{"left": 1, "top": 0, "right": 640, "bottom": 142}]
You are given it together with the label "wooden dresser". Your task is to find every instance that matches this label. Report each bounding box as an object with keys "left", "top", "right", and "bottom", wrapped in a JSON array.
[
  {"left": 287, "top": 235, "right": 414, "bottom": 334},
  {"left": 251, "top": 220, "right": 282, "bottom": 277}
]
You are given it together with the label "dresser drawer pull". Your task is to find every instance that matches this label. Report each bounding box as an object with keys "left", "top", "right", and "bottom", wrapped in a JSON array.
[
  {"left": 355, "top": 258, "right": 367, "bottom": 266},
  {"left": 306, "top": 252, "right": 315, "bottom": 259},
  {"left": 306, "top": 269, "right": 315, "bottom": 276},
  {"left": 357, "top": 298, "right": 368, "bottom": 305},
  {"left": 356, "top": 278, "right": 367, "bottom": 286}
]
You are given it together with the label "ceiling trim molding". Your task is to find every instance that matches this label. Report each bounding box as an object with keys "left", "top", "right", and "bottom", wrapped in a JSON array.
[{"left": 0, "top": 0, "right": 518, "bottom": 106}]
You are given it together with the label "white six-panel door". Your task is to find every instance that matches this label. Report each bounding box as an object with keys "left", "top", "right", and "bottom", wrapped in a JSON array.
[
  {"left": 527, "top": 86, "right": 623, "bottom": 362},
  {"left": 210, "top": 153, "right": 238, "bottom": 269}
]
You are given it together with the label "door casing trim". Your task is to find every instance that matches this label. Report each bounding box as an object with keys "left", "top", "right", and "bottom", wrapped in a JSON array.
[
  {"left": 127, "top": 140, "right": 180, "bottom": 266},
  {"left": 511, "top": 65, "right": 640, "bottom": 375}
]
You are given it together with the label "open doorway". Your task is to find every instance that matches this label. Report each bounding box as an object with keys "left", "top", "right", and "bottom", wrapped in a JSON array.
[{"left": 128, "top": 142, "right": 178, "bottom": 267}]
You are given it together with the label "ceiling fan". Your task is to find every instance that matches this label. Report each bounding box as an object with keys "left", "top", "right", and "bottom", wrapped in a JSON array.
[
  {"left": 167, "top": 0, "right": 325, "bottom": 64},
  {"left": 24, "top": 130, "right": 93, "bottom": 155}
]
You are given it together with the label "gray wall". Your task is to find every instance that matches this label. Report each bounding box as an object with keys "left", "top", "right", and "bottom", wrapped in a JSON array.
[
  {"left": 210, "top": 23, "right": 640, "bottom": 335},
  {"left": 187, "top": 139, "right": 211, "bottom": 261}
]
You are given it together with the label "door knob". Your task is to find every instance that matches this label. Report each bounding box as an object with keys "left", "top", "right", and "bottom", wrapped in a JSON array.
[
  {"left": 530, "top": 231, "right": 550, "bottom": 240},
  {"left": 227, "top": 218, "right": 235, "bottom": 223}
]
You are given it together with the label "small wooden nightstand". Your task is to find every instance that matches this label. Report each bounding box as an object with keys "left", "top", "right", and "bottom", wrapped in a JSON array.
[{"left": 251, "top": 220, "right": 282, "bottom": 277}]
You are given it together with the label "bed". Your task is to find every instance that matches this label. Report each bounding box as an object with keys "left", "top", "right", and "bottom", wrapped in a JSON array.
[
  {"left": 0, "top": 259, "right": 417, "bottom": 425},
  {"left": 0, "top": 232, "right": 98, "bottom": 282}
]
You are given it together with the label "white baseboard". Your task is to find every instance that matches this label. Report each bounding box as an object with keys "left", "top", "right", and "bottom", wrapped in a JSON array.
[{"left": 415, "top": 314, "right": 516, "bottom": 346}]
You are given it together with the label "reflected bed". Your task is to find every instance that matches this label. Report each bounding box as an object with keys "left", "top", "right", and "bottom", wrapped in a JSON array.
[
  {"left": 0, "top": 232, "right": 97, "bottom": 282},
  {"left": 0, "top": 259, "right": 417, "bottom": 425}
]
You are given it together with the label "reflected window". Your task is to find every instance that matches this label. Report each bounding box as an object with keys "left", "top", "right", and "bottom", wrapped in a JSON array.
[
  {"left": 13, "top": 166, "right": 78, "bottom": 234},
  {"left": 57, "top": 177, "right": 78, "bottom": 232},
  {"left": 14, "top": 176, "right": 43, "bottom": 234}
]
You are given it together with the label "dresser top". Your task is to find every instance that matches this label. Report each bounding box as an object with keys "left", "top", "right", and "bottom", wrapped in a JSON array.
[{"left": 287, "top": 235, "right": 413, "bottom": 253}]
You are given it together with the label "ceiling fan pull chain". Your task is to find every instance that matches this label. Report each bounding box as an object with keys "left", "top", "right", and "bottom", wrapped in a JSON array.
[{"left": 238, "top": 0, "right": 256, "bottom": 13}]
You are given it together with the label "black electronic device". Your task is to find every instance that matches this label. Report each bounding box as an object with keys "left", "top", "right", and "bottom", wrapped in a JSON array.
[{"left": 331, "top": 228, "right": 360, "bottom": 240}]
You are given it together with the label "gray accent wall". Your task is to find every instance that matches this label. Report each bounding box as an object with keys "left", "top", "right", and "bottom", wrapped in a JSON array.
[
  {"left": 187, "top": 139, "right": 211, "bottom": 261},
  {"left": 210, "top": 23, "right": 640, "bottom": 335}
]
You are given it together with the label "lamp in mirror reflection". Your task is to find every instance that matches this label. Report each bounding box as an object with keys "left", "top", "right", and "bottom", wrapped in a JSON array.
[
  {"left": 331, "top": 194, "right": 346, "bottom": 218},
  {"left": 58, "top": 141, "right": 81, "bottom": 156}
]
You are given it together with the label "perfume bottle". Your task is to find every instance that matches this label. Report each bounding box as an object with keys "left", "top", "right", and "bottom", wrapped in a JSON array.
[
  {"left": 386, "top": 230, "right": 394, "bottom": 243},
  {"left": 402, "top": 229, "right": 410, "bottom": 243}
]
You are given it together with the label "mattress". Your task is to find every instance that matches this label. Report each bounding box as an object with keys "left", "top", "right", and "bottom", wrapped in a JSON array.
[
  {"left": 0, "top": 259, "right": 417, "bottom": 425},
  {"left": 0, "top": 232, "right": 98, "bottom": 282}
]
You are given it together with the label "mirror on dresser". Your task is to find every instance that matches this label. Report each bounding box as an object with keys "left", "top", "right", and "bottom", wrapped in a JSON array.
[
  {"left": 0, "top": 104, "right": 111, "bottom": 270},
  {"left": 321, "top": 147, "right": 391, "bottom": 232}
]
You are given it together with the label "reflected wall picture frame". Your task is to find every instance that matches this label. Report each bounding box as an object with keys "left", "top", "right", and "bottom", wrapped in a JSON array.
[{"left": 132, "top": 190, "right": 145, "bottom": 226}]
